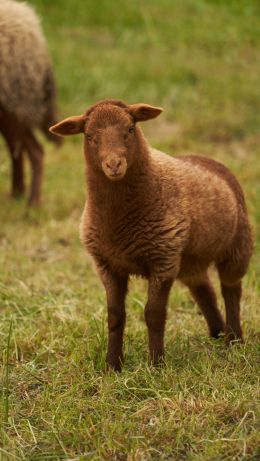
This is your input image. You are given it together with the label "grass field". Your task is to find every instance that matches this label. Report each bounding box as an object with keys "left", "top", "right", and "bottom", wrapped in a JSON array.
[{"left": 0, "top": 0, "right": 260, "bottom": 460}]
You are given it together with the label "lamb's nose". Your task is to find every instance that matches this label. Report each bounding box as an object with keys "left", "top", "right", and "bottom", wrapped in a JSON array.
[{"left": 106, "top": 159, "right": 122, "bottom": 173}]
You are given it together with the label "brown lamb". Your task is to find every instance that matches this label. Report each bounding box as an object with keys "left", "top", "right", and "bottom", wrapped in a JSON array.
[{"left": 50, "top": 99, "right": 253, "bottom": 371}]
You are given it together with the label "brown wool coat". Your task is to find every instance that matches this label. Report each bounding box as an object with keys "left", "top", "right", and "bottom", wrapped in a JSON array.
[{"left": 81, "top": 142, "right": 251, "bottom": 286}]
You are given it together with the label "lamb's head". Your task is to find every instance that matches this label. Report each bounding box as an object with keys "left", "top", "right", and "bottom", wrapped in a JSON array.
[{"left": 50, "top": 99, "right": 163, "bottom": 181}]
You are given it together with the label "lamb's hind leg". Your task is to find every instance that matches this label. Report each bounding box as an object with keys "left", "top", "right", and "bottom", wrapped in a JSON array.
[
  {"left": 218, "top": 258, "right": 245, "bottom": 343},
  {"left": 220, "top": 281, "right": 243, "bottom": 342},
  {"left": 217, "top": 224, "right": 252, "bottom": 343},
  {"left": 218, "top": 261, "right": 247, "bottom": 343},
  {"left": 187, "top": 274, "right": 225, "bottom": 338}
]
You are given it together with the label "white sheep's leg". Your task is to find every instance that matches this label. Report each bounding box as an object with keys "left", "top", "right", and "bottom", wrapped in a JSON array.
[
  {"left": 11, "top": 144, "right": 25, "bottom": 197},
  {"left": 101, "top": 269, "right": 128, "bottom": 371},
  {"left": 6, "top": 140, "right": 25, "bottom": 198},
  {"left": 0, "top": 116, "right": 25, "bottom": 197},
  {"left": 23, "top": 130, "right": 44, "bottom": 206},
  {"left": 145, "top": 277, "right": 173, "bottom": 365}
]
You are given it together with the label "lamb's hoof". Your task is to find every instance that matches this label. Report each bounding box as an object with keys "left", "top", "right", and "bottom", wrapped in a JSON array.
[
  {"left": 149, "top": 355, "right": 166, "bottom": 368},
  {"left": 209, "top": 329, "right": 225, "bottom": 340},
  {"left": 225, "top": 328, "right": 243, "bottom": 345},
  {"left": 209, "top": 321, "right": 225, "bottom": 339},
  {"left": 105, "top": 359, "right": 122, "bottom": 373}
]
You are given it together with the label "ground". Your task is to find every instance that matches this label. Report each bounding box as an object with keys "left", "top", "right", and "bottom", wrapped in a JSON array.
[{"left": 0, "top": 1, "right": 259, "bottom": 460}]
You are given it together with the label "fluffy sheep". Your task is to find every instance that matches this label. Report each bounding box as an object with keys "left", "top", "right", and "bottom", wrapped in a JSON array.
[
  {"left": 50, "top": 99, "right": 253, "bottom": 371},
  {"left": 0, "top": 0, "right": 61, "bottom": 205}
]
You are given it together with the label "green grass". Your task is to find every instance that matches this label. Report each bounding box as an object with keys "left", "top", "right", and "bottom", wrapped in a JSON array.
[{"left": 0, "top": 0, "right": 260, "bottom": 459}]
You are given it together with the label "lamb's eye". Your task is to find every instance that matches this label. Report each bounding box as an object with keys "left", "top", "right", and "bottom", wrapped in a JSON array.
[{"left": 129, "top": 126, "right": 135, "bottom": 134}]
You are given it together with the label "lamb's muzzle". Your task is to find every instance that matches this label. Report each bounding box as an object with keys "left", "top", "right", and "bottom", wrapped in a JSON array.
[
  {"left": 50, "top": 99, "right": 253, "bottom": 372},
  {"left": 103, "top": 156, "right": 126, "bottom": 180}
]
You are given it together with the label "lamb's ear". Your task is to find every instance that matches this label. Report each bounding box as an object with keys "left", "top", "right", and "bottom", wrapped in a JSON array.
[
  {"left": 49, "top": 115, "right": 86, "bottom": 136},
  {"left": 129, "top": 103, "right": 163, "bottom": 122}
]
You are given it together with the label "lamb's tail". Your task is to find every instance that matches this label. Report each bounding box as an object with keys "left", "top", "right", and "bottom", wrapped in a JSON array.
[{"left": 41, "top": 66, "right": 63, "bottom": 146}]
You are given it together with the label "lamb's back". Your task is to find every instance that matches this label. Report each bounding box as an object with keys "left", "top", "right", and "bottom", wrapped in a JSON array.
[{"left": 149, "top": 149, "right": 239, "bottom": 257}]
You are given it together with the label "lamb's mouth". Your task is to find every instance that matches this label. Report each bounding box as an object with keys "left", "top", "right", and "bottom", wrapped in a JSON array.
[{"left": 106, "top": 171, "right": 126, "bottom": 181}]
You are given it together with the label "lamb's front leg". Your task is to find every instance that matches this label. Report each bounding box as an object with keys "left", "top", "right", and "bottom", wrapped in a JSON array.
[
  {"left": 101, "top": 269, "right": 128, "bottom": 371},
  {"left": 145, "top": 277, "right": 173, "bottom": 365}
]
